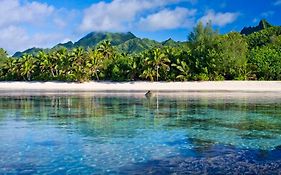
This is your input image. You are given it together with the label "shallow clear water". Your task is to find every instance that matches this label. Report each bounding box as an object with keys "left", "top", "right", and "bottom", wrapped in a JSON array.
[{"left": 0, "top": 92, "right": 281, "bottom": 174}]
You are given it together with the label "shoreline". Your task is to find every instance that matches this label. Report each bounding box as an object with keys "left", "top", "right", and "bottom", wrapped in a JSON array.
[{"left": 0, "top": 81, "right": 281, "bottom": 92}]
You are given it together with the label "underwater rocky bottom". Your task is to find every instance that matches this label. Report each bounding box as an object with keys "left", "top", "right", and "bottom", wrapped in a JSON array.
[{"left": 120, "top": 145, "right": 281, "bottom": 175}]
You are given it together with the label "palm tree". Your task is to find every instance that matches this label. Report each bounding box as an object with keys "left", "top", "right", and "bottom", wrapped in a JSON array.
[
  {"left": 2, "top": 58, "right": 18, "bottom": 80},
  {"left": 87, "top": 49, "right": 103, "bottom": 80},
  {"left": 48, "top": 49, "right": 69, "bottom": 79},
  {"left": 172, "top": 59, "right": 191, "bottom": 81},
  {"left": 0, "top": 48, "right": 8, "bottom": 64},
  {"left": 128, "top": 55, "right": 138, "bottom": 80},
  {"left": 52, "top": 48, "right": 69, "bottom": 80},
  {"left": 97, "top": 40, "right": 113, "bottom": 59},
  {"left": 141, "top": 67, "right": 156, "bottom": 81},
  {"left": 37, "top": 51, "right": 51, "bottom": 80},
  {"left": 70, "top": 47, "right": 87, "bottom": 82},
  {"left": 40, "top": 51, "right": 60, "bottom": 79},
  {"left": 144, "top": 48, "right": 170, "bottom": 81},
  {"left": 20, "top": 55, "right": 36, "bottom": 81}
]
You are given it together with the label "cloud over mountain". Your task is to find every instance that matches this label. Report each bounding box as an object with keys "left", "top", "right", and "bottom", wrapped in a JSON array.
[
  {"left": 0, "top": 0, "right": 280, "bottom": 54},
  {"left": 199, "top": 10, "right": 239, "bottom": 27},
  {"left": 79, "top": 0, "right": 195, "bottom": 32},
  {"left": 139, "top": 8, "right": 196, "bottom": 31}
]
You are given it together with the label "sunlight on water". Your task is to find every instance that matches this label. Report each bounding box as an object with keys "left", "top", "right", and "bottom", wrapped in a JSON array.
[{"left": 0, "top": 93, "right": 281, "bottom": 174}]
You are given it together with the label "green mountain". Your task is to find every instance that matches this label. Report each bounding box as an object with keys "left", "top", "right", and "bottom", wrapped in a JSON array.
[
  {"left": 53, "top": 41, "right": 74, "bottom": 50},
  {"left": 13, "top": 32, "right": 184, "bottom": 57},
  {"left": 117, "top": 38, "right": 161, "bottom": 53},
  {"left": 13, "top": 32, "right": 147, "bottom": 57},
  {"left": 161, "top": 38, "right": 186, "bottom": 48},
  {"left": 74, "top": 32, "right": 136, "bottom": 48},
  {"left": 241, "top": 19, "right": 272, "bottom": 35},
  {"left": 13, "top": 47, "right": 45, "bottom": 57}
]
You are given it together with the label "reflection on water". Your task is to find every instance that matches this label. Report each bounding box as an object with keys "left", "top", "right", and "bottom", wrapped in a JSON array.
[{"left": 0, "top": 93, "right": 281, "bottom": 174}]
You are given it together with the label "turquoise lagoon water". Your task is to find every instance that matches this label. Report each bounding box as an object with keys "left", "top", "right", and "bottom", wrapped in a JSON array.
[{"left": 0, "top": 92, "right": 281, "bottom": 174}]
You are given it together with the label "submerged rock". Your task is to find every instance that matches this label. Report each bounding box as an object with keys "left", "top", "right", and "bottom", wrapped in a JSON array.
[
  {"left": 119, "top": 149, "right": 281, "bottom": 175},
  {"left": 145, "top": 90, "right": 154, "bottom": 99}
]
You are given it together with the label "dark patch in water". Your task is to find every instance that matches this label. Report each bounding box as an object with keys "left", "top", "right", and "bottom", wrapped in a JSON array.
[
  {"left": 165, "top": 117, "right": 217, "bottom": 128},
  {"left": 115, "top": 117, "right": 133, "bottom": 121},
  {"left": 134, "top": 114, "right": 143, "bottom": 118},
  {"left": 275, "top": 145, "right": 281, "bottom": 150},
  {"left": 49, "top": 114, "right": 89, "bottom": 118},
  {"left": 35, "top": 140, "right": 60, "bottom": 147},
  {"left": 120, "top": 149, "right": 281, "bottom": 175},
  {"left": 239, "top": 133, "right": 275, "bottom": 140}
]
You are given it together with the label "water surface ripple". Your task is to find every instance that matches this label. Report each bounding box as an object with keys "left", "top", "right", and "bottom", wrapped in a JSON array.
[{"left": 0, "top": 92, "right": 281, "bottom": 174}]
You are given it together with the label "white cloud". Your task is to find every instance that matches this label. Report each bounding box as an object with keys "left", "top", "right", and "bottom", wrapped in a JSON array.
[
  {"left": 0, "top": 26, "right": 28, "bottom": 52},
  {"left": 0, "top": 26, "right": 66, "bottom": 54},
  {"left": 0, "top": 0, "right": 77, "bottom": 54},
  {"left": 274, "top": 0, "right": 281, "bottom": 5},
  {"left": 0, "top": 0, "right": 54, "bottom": 27},
  {"left": 79, "top": 0, "right": 194, "bottom": 32},
  {"left": 199, "top": 10, "right": 239, "bottom": 27},
  {"left": 53, "top": 18, "right": 67, "bottom": 29},
  {"left": 139, "top": 8, "right": 196, "bottom": 31},
  {"left": 0, "top": 0, "right": 198, "bottom": 54}
]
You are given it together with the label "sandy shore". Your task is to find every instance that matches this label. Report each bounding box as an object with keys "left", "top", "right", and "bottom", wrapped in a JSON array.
[{"left": 0, "top": 81, "right": 281, "bottom": 92}]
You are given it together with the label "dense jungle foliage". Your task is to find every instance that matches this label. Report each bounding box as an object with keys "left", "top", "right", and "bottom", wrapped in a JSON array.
[{"left": 0, "top": 20, "right": 281, "bottom": 82}]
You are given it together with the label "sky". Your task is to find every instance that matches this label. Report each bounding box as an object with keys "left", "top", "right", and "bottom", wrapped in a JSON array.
[{"left": 0, "top": 0, "right": 280, "bottom": 54}]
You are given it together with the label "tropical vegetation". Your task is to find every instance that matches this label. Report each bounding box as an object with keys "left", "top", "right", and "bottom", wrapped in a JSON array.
[{"left": 0, "top": 19, "right": 281, "bottom": 82}]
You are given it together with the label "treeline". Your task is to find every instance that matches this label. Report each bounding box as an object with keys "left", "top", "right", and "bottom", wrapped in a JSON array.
[{"left": 0, "top": 22, "right": 281, "bottom": 82}]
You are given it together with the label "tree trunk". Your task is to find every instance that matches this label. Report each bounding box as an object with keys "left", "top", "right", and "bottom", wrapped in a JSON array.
[{"left": 95, "top": 71, "right": 99, "bottom": 81}]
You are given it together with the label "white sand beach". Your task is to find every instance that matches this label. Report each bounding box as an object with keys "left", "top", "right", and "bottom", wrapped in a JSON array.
[{"left": 0, "top": 81, "right": 281, "bottom": 92}]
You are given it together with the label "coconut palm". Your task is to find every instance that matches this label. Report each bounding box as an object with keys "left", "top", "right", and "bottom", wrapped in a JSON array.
[
  {"left": 97, "top": 40, "right": 113, "bottom": 59},
  {"left": 36, "top": 51, "right": 51, "bottom": 80},
  {"left": 48, "top": 49, "right": 68, "bottom": 79},
  {"left": 53, "top": 48, "right": 69, "bottom": 79},
  {"left": 87, "top": 48, "right": 103, "bottom": 80},
  {"left": 70, "top": 47, "right": 88, "bottom": 82},
  {"left": 20, "top": 55, "right": 36, "bottom": 81},
  {"left": 2, "top": 58, "right": 18, "bottom": 80},
  {"left": 143, "top": 48, "right": 170, "bottom": 81},
  {"left": 141, "top": 67, "right": 156, "bottom": 81}
]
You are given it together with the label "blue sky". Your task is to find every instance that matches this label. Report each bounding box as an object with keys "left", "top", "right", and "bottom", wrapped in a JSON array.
[{"left": 0, "top": 0, "right": 280, "bottom": 54}]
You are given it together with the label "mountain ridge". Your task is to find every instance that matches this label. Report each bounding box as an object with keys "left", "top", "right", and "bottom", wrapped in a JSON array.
[
  {"left": 13, "top": 19, "right": 277, "bottom": 57},
  {"left": 13, "top": 32, "right": 181, "bottom": 57},
  {"left": 241, "top": 19, "right": 272, "bottom": 35}
]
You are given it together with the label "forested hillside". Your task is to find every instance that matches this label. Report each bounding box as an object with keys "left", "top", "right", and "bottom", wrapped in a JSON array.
[
  {"left": 1, "top": 20, "right": 281, "bottom": 82},
  {"left": 13, "top": 32, "right": 166, "bottom": 57}
]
